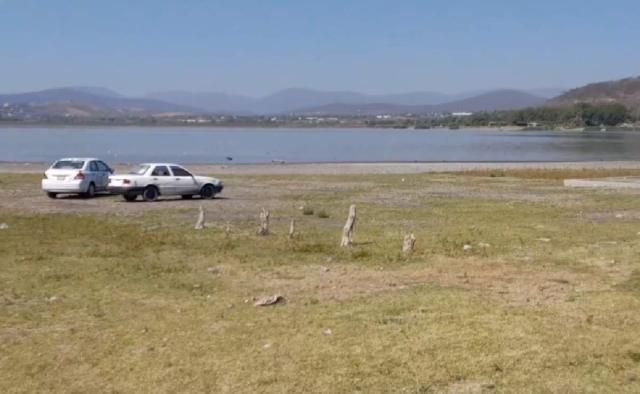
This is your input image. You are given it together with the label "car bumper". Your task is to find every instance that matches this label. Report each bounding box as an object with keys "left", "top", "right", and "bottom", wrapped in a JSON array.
[
  {"left": 42, "top": 179, "right": 89, "bottom": 194},
  {"left": 108, "top": 186, "right": 145, "bottom": 195}
]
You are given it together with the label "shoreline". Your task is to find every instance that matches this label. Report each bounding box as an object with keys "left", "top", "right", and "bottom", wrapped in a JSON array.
[{"left": 4, "top": 161, "right": 640, "bottom": 175}]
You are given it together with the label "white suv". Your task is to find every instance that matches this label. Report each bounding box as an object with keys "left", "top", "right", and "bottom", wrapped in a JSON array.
[{"left": 42, "top": 158, "right": 113, "bottom": 199}]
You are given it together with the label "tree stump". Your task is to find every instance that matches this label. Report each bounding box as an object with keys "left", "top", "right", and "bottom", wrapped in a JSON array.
[
  {"left": 402, "top": 233, "right": 416, "bottom": 254},
  {"left": 288, "top": 219, "right": 295, "bottom": 240},
  {"left": 195, "top": 205, "right": 206, "bottom": 230},
  {"left": 259, "top": 208, "right": 270, "bottom": 236},
  {"left": 340, "top": 205, "right": 357, "bottom": 247}
]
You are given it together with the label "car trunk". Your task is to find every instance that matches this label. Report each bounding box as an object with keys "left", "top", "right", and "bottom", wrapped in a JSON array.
[{"left": 45, "top": 169, "right": 83, "bottom": 183}]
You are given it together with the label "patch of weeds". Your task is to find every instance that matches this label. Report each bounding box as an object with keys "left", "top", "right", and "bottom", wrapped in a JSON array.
[
  {"left": 617, "top": 270, "right": 640, "bottom": 296},
  {"left": 316, "top": 209, "right": 330, "bottom": 219},
  {"left": 293, "top": 242, "right": 333, "bottom": 254},
  {"left": 302, "top": 206, "right": 315, "bottom": 216},
  {"left": 350, "top": 249, "right": 372, "bottom": 260},
  {"left": 628, "top": 351, "right": 640, "bottom": 363}
]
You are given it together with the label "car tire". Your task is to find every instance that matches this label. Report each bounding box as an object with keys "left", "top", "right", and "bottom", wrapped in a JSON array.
[
  {"left": 83, "top": 182, "right": 96, "bottom": 198},
  {"left": 200, "top": 184, "right": 215, "bottom": 200},
  {"left": 142, "top": 186, "right": 159, "bottom": 202},
  {"left": 123, "top": 194, "right": 138, "bottom": 202},
  {"left": 181, "top": 195, "right": 194, "bottom": 200},
  {"left": 46, "top": 192, "right": 58, "bottom": 199}
]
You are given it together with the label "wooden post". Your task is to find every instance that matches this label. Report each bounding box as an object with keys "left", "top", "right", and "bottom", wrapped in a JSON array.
[
  {"left": 402, "top": 233, "right": 416, "bottom": 254},
  {"left": 259, "top": 208, "right": 270, "bottom": 236},
  {"left": 288, "top": 219, "right": 295, "bottom": 240},
  {"left": 340, "top": 205, "right": 357, "bottom": 247},
  {"left": 195, "top": 205, "right": 205, "bottom": 230}
]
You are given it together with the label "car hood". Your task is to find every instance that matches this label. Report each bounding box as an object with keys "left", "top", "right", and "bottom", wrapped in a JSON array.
[{"left": 194, "top": 175, "right": 223, "bottom": 186}]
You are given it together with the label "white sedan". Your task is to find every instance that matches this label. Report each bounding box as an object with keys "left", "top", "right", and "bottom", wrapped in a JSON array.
[
  {"left": 108, "top": 163, "right": 224, "bottom": 202},
  {"left": 42, "top": 158, "right": 113, "bottom": 199}
]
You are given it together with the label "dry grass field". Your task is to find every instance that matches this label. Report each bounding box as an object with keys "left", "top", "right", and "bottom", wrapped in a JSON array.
[{"left": 1, "top": 168, "right": 640, "bottom": 393}]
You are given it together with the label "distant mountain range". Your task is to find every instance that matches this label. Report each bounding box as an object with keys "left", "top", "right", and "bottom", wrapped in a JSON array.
[
  {"left": 550, "top": 76, "right": 640, "bottom": 109},
  {"left": 292, "top": 90, "right": 547, "bottom": 116},
  {"left": 147, "top": 87, "right": 563, "bottom": 115},
  {"left": 0, "top": 88, "right": 199, "bottom": 114},
  {"left": 0, "top": 86, "right": 565, "bottom": 117}
]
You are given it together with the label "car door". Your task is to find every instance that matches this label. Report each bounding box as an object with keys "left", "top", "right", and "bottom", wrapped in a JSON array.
[
  {"left": 170, "top": 165, "right": 200, "bottom": 195},
  {"left": 87, "top": 161, "right": 100, "bottom": 187},
  {"left": 149, "top": 165, "right": 176, "bottom": 195},
  {"left": 94, "top": 161, "right": 111, "bottom": 191}
]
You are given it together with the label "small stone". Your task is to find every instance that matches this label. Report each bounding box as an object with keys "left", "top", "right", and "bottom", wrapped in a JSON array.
[
  {"left": 263, "top": 343, "right": 272, "bottom": 349},
  {"left": 463, "top": 244, "right": 473, "bottom": 251},
  {"left": 46, "top": 296, "right": 59, "bottom": 302},
  {"left": 478, "top": 242, "right": 491, "bottom": 248},
  {"left": 207, "top": 267, "right": 219, "bottom": 274},
  {"left": 324, "top": 328, "right": 333, "bottom": 335},
  {"left": 141, "top": 328, "right": 148, "bottom": 334},
  {"left": 227, "top": 304, "right": 234, "bottom": 309},
  {"left": 0, "top": 223, "right": 8, "bottom": 230},
  {"left": 615, "top": 213, "right": 624, "bottom": 219},
  {"left": 244, "top": 299, "right": 249, "bottom": 303},
  {"left": 537, "top": 238, "right": 551, "bottom": 243},
  {"left": 322, "top": 267, "right": 330, "bottom": 273},
  {"left": 193, "top": 284, "right": 200, "bottom": 288}
]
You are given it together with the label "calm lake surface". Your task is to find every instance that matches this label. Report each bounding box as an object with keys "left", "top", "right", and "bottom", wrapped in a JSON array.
[{"left": 2, "top": 126, "right": 640, "bottom": 163}]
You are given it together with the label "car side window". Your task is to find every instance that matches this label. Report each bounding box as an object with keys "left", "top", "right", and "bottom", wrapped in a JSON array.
[
  {"left": 96, "top": 161, "right": 110, "bottom": 172},
  {"left": 170, "top": 166, "right": 192, "bottom": 177},
  {"left": 89, "top": 161, "right": 98, "bottom": 172},
  {"left": 151, "top": 166, "right": 171, "bottom": 176}
]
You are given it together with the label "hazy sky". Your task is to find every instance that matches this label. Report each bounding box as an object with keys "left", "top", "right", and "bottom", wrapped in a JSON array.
[{"left": 1, "top": 0, "right": 639, "bottom": 97}]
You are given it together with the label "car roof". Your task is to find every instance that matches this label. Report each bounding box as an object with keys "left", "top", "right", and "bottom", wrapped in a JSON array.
[
  {"left": 140, "top": 163, "right": 184, "bottom": 167},
  {"left": 57, "top": 158, "right": 101, "bottom": 162}
]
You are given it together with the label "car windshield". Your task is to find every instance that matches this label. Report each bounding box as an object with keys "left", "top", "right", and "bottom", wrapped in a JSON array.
[
  {"left": 52, "top": 160, "right": 84, "bottom": 169},
  {"left": 129, "top": 165, "right": 150, "bottom": 175}
]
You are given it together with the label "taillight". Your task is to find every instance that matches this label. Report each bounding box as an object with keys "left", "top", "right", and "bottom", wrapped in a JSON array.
[
  {"left": 74, "top": 172, "right": 84, "bottom": 180},
  {"left": 123, "top": 179, "right": 131, "bottom": 185}
]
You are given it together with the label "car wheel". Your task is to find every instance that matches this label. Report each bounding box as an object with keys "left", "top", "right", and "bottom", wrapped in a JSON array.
[
  {"left": 200, "top": 185, "right": 215, "bottom": 199},
  {"left": 46, "top": 192, "right": 58, "bottom": 199},
  {"left": 142, "top": 186, "right": 159, "bottom": 202},
  {"left": 181, "top": 195, "right": 194, "bottom": 200},
  {"left": 123, "top": 194, "right": 138, "bottom": 202},
  {"left": 83, "top": 182, "right": 96, "bottom": 198}
]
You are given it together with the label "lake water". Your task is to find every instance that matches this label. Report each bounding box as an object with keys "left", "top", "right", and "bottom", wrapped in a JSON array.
[{"left": 2, "top": 126, "right": 640, "bottom": 163}]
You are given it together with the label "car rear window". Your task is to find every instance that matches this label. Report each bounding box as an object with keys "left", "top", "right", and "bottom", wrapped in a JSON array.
[
  {"left": 129, "top": 165, "right": 150, "bottom": 175},
  {"left": 52, "top": 160, "right": 85, "bottom": 169}
]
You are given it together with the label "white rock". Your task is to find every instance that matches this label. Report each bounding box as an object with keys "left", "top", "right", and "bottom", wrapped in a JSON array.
[
  {"left": 463, "top": 245, "right": 473, "bottom": 251},
  {"left": 0, "top": 223, "right": 8, "bottom": 230},
  {"left": 478, "top": 243, "right": 491, "bottom": 248},
  {"left": 263, "top": 343, "right": 272, "bottom": 349},
  {"left": 537, "top": 238, "right": 551, "bottom": 243},
  {"left": 615, "top": 214, "right": 624, "bottom": 219},
  {"left": 324, "top": 328, "right": 333, "bottom": 335}
]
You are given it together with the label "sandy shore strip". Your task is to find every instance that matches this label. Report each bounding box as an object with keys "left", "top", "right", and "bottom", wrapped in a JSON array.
[{"left": 3, "top": 161, "right": 640, "bottom": 175}]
